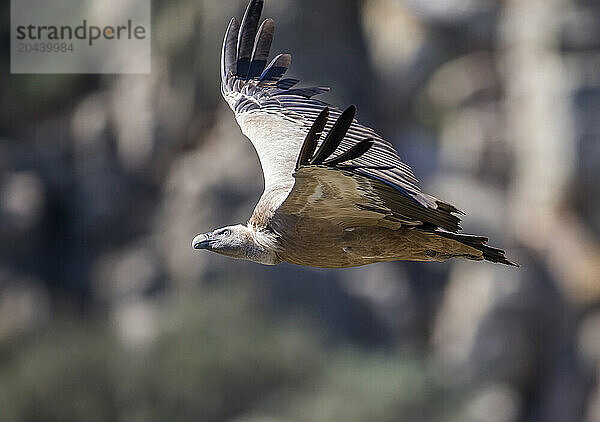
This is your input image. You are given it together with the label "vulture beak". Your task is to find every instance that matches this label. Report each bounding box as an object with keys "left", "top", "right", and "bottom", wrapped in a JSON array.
[{"left": 192, "top": 233, "right": 213, "bottom": 250}]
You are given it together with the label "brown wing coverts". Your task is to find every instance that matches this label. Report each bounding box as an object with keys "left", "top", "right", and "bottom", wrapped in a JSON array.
[{"left": 295, "top": 107, "right": 462, "bottom": 232}]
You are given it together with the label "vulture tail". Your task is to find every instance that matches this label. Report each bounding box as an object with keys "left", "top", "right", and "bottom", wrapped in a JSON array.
[{"left": 433, "top": 231, "right": 518, "bottom": 266}]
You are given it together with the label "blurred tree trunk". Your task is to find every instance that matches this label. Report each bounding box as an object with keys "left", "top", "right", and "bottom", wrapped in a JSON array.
[
  {"left": 502, "top": 1, "right": 596, "bottom": 420},
  {"left": 502, "top": 0, "right": 600, "bottom": 305}
]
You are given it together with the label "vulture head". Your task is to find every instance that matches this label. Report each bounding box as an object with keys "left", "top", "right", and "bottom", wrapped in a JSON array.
[{"left": 192, "top": 225, "right": 281, "bottom": 265}]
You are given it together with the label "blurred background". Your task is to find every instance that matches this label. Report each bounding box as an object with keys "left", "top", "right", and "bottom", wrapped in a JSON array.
[{"left": 1, "top": 0, "right": 600, "bottom": 421}]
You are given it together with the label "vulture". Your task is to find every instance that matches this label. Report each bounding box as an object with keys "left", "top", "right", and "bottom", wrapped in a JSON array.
[{"left": 192, "top": 0, "right": 517, "bottom": 268}]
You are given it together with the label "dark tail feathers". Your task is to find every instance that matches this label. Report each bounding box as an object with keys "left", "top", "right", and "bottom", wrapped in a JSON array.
[{"left": 435, "top": 231, "right": 518, "bottom": 267}]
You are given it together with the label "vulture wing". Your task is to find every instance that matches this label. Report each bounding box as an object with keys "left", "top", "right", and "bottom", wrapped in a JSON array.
[
  {"left": 222, "top": 0, "right": 463, "bottom": 231},
  {"left": 271, "top": 107, "right": 462, "bottom": 233}
]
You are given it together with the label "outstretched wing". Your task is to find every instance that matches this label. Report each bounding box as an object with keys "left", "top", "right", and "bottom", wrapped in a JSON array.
[
  {"left": 222, "top": 0, "right": 463, "bottom": 227},
  {"left": 266, "top": 107, "right": 462, "bottom": 234}
]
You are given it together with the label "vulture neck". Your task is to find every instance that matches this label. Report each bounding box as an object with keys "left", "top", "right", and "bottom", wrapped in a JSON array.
[{"left": 243, "top": 224, "right": 281, "bottom": 265}]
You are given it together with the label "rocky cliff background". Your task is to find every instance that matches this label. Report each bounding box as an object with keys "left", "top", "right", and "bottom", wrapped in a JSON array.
[{"left": 1, "top": 0, "right": 600, "bottom": 421}]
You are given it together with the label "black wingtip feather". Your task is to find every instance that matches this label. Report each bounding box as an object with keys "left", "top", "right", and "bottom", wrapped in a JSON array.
[
  {"left": 237, "top": 0, "right": 264, "bottom": 79},
  {"left": 296, "top": 107, "right": 329, "bottom": 169},
  {"left": 310, "top": 105, "right": 356, "bottom": 165},
  {"left": 277, "top": 78, "right": 300, "bottom": 90},
  {"left": 324, "top": 138, "right": 374, "bottom": 166},
  {"left": 221, "top": 17, "right": 240, "bottom": 79},
  {"left": 284, "top": 87, "right": 330, "bottom": 98},
  {"left": 248, "top": 18, "right": 274, "bottom": 79},
  {"left": 259, "top": 53, "right": 291, "bottom": 83}
]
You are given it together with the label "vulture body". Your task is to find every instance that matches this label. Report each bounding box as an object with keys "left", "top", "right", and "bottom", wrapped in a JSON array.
[{"left": 192, "top": 0, "right": 517, "bottom": 268}]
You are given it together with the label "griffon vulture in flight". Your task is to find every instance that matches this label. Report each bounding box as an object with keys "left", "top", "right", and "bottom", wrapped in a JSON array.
[{"left": 192, "top": 0, "right": 517, "bottom": 268}]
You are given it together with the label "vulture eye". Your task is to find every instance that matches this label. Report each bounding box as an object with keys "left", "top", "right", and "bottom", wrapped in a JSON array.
[{"left": 221, "top": 229, "right": 232, "bottom": 237}]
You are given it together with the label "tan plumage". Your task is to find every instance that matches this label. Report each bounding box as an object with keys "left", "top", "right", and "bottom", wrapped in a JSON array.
[{"left": 191, "top": 0, "right": 517, "bottom": 268}]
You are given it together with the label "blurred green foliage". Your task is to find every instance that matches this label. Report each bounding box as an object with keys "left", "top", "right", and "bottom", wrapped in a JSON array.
[
  {"left": 0, "top": 287, "right": 313, "bottom": 422},
  {"left": 0, "top": 284, "right": 450, "bottom": 422}
]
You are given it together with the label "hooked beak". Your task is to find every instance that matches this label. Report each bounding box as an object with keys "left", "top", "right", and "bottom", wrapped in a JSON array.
[{"left": 192, "top": 233, "right": 213, "bottom": 250}]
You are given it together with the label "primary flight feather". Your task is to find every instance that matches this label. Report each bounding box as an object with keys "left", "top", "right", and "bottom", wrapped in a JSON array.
[{"left": 192, "top": 0, "right": 517, "bottom": 268}]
